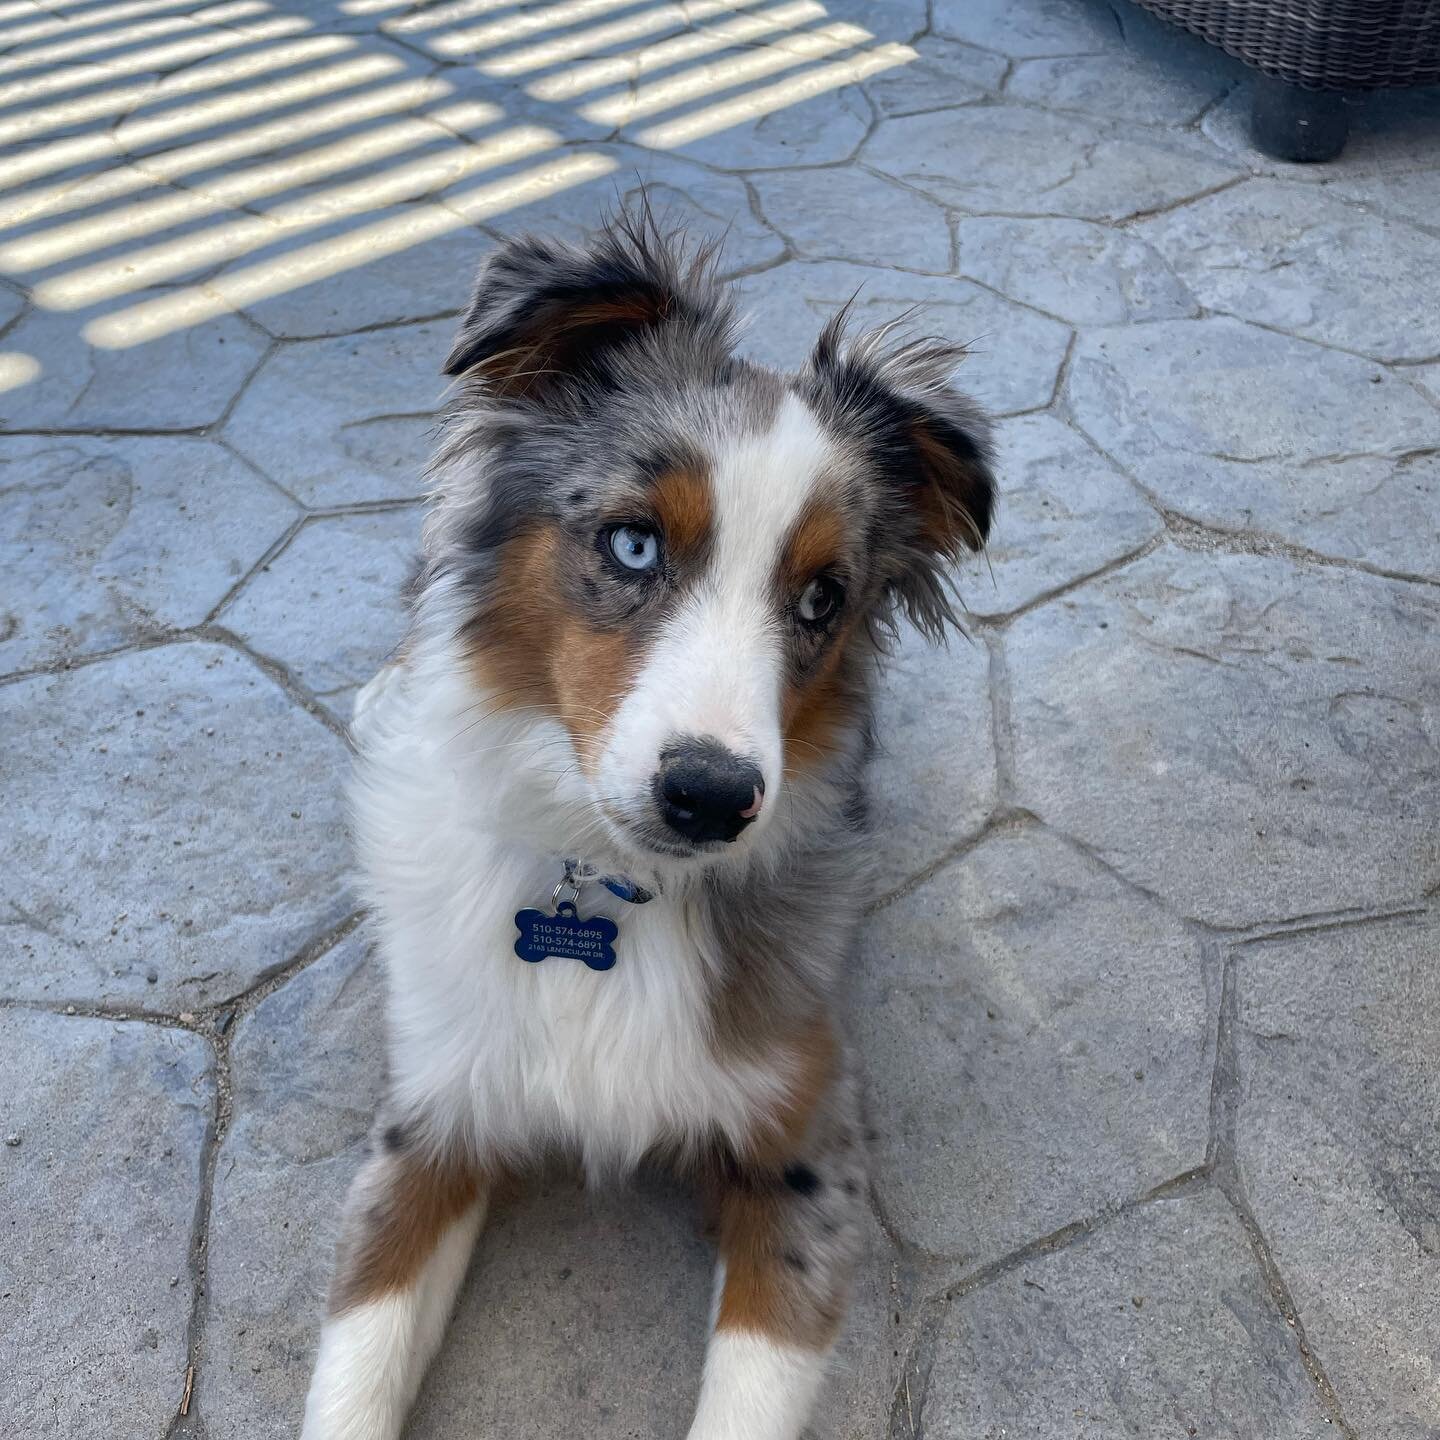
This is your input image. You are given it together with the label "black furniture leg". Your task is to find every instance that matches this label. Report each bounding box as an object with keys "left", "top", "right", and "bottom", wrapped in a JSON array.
[{"left": 1249, "top": 74, "right": 1349, "bottom": 162}]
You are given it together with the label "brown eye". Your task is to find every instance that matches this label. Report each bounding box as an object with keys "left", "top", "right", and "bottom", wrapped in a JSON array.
[{"left": 797, "top": 576, "right": 843, "bottom": 626}]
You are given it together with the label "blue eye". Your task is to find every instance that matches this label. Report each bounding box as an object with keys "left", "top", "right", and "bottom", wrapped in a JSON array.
[{"left": 608, "top": 524, "right": 660, "bottom": 572}]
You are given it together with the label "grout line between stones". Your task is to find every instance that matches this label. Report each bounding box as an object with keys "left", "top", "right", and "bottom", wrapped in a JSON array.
[
  {"left": 967, "top": 533, "right": 1165, "bottom": 630},
  {"left": 1202, "top": 306, "right": 1440, "bottom": 370},
  {"left": 0, "top": 616, "right": 356, "bottom": 739},
  {"left": 0, "top": 630, "right": 178, "bottom": 689},
  {"left": 1059, "top": 413, "right": 1440, "bottom": 592},
  {"left": 1017, "top": 812, "right": 1196, "bottom": 915},
  {"left": 160, "top": 907, "right": 366, "bottom": 1437},
  {"left": 202, "top": 512, "right": 305, "bottom": 624},
  {"left": 1, "top": 900, "right": 364, "bottom": 1435},
  {"left": 950, "top": 266, "right": 1086, "bottom": 333},
  {"left": 0, "top": 910, "right": 365, "bottom": 1032},
  {"left": 258, "top": 307, "right": 467, "bottom": 346},
  {"left": 1159, "top": 509, "right": 1440, "bottom": 591},
  {"left": 867, "top": 806, "right": 1038, "bottom": 915},
  {"left": 197, "top": 622, "right": 352, "bottom": 743},
  {"left": 1229, "top": 902, "right": 1432, "bottom": 948},
  {"left": 206, "top": 330, "right": 277, "bottom": 437},
  {"left": 214, "top": 430, "right": 309, "bottom": 509},
  {"left": 1117, "top": 170, "right": 1249, "bottom": 223},
  {"left": 1203, "top": 941, "right": 1236, "bottom": 1176},
  {"left": 164, "top": 1023, "right": 228, "bottom": 1440},
  {"left": 983, "top": 627, "right": 1014, "bottom": 806},
  {"left": 1207, "top": 942, "right": 1358, "bottom": 1436},
  {"left": 885, "top": 1163, "right": 1214, "bottom": 1438}
]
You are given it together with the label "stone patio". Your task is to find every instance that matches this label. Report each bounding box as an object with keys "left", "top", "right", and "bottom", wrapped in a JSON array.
[{"left": 2, "top": 0, "right": 1438, "bottom": 1434}]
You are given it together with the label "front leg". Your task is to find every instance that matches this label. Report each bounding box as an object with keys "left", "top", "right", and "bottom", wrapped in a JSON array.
[
  {"left": 689, "top": 1078, "right": 866, "bottom": 1440},
  {"left": 302, "top": 1122, "right": 488, "bottom": 1440}
]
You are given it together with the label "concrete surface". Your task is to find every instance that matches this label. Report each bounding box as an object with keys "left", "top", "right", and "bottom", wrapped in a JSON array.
[{"left": 2, "top": 0, "right": 1438, "bottom": 1435}]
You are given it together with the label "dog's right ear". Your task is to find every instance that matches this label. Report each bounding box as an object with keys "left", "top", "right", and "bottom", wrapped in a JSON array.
[{"left": 443, "top": 213, "right": 734, "bottom": 400}]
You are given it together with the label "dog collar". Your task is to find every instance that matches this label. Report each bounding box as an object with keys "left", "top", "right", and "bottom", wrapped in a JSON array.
[
  {"left": 511, "top": 860, "right": 653, "bottom": 972},
  {"left": 562, "top": 858, "right": 653, "bottom": 906}
]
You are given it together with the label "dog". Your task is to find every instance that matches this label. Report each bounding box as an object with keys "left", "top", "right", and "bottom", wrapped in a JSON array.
[{"left": 300, "top": 210, "right": 994, "bottom": 1440}]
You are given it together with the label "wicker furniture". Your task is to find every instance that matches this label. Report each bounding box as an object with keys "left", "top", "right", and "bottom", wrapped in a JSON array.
[{"left": 1129, "top": 0, "right": 1440, "bottom": 160}]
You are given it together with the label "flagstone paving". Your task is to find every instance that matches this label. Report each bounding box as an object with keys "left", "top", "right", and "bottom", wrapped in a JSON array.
[{"left": 2, "top": 0, "right": 1438, "bottom": 1436}]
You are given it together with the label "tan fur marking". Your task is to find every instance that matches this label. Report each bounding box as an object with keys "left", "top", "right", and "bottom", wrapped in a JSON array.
[
  {"left": 469, "top": 529, "right": 641, "bottom": 775},
  {"left": 551, "top": 619, "right": 635, "bottom": 773},
  {"left": 911, "top": 422, "right": 987, "bottom": 554},
  {"left": 713, "top": 1186, "right": 843, "bottom": 1349},
  {"left": 781, "top": 614, "right": 865, "bottom": 776},
  {"left": 469, "top": 529, "right": 560, "bottom": 714},
  {"left": 329, "top": 1151, "right": 482, "bottom": 1314},
  {"left": 778, "top": 499, "right": 846, "bottom": 591},
  {"left": 774, "top": 498, "right": 864, "bottom": 775},
  {"left": 743, "top": 1016, "right": 838, "bottom": 1169},
  {"left": 648, "top": 466, "right": 712, "bottom": 561},
  {"left": 707, "top": 999, "right": 836, "bottom": 1162},
  {"left": 477, "top": 292, "right": 666, "bottom": 397},
  {"left": 707, "top": 1021, "right": 845, "bottom": 1349},
  {"left": 563, "top": 295, "right": 664, "bottom": 329}
]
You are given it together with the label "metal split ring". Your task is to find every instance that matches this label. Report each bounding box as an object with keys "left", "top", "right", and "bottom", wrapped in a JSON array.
[{"left": 550, "top": 877, "right": 583, "bottom": 911}]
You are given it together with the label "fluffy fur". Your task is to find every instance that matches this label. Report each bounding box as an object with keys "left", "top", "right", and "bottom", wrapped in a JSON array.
[{"left": 302, "top": 210, "right": 995, "bottom": 1440}]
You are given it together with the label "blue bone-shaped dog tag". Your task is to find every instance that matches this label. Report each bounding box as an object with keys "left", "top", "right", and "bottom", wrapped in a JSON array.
[{"left": 513, "top": 901, "right": 618, "bottom": 971}]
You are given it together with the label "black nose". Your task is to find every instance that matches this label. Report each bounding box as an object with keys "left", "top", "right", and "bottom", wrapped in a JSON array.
[{"left": 654, "top": 739, "right": 765, "bottom": 845}]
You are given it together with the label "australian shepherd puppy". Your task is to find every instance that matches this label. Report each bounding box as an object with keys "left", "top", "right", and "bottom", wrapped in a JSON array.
[{"left": 301, "top": 211, "right": 994, "bottom": 1440}]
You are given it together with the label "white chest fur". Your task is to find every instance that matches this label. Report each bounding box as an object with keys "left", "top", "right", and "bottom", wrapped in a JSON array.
[{"left": 351, "top": 655, "right": 785, "bottom": 1176}]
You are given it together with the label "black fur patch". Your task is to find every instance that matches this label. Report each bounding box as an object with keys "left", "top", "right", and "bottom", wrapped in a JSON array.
[{"left": 784, "top": 1163, "right": 823, "bottom": 1197}]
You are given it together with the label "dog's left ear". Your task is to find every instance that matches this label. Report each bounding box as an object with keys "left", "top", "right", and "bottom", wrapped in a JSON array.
[
  {"left": 443, "top": 212, "right": 733, "bottom": 399},
  {"left": 806, "top": 315, "right": 996, "bottom": 635}
]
